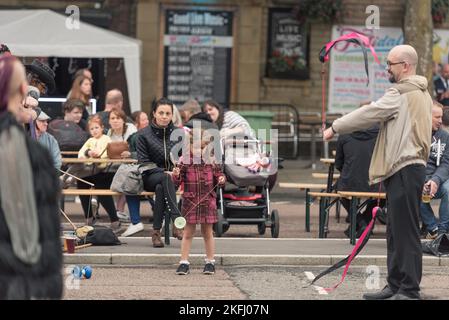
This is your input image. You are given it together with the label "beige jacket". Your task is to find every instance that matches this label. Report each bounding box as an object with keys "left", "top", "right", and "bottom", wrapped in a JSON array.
[{"left": 332, "top": 75, "right": 432, "bottom": 184}]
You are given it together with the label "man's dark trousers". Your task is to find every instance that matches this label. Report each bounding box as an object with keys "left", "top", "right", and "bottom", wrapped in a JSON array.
[{"left": 383, "top": 164, "right": 425, "bottom": 299}]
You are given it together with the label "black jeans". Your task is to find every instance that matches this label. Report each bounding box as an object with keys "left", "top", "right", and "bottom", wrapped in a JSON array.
[
  {"left": 384, "top": 164, "right": 425, "bottom": 298},
  {"left": 142, "top": 171, "right": 180, "bottom": 230},
  {"left": 77, "top": 172, "right": 118, "bottom": 222}
]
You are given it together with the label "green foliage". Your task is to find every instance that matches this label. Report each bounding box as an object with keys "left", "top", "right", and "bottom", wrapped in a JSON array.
[
  {"left": 269, "top": 49, "right": 306, "bottom": 72},
  {"left": 293, "top": 0, "right": 343, "bottom": 24},
  {"left": 432, "top": 0, "right": 449, "bottom": 24}
]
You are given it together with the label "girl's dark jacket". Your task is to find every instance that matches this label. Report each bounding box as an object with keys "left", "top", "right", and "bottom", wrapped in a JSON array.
[
  {"left": 335, "top": 125, "right": 379, "bottom": 192},
  {"left": 0, "top": 112, "right": 62, "bottom": 299},
  {"left": 136, "top": 121, "right": 182, "bottom": 174}
]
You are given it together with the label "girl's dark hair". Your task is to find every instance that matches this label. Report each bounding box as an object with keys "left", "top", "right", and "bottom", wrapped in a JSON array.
[
  {"left": 131, "top": 111, "right": 143, "bottom": 123},
  {"left": 68, "top": 75, "right": 91, "bottom": 105},
  {"left": 203, "top": 100, "right": 224, "bottom": 129},
  {"left": 109, "top": 107, "right": 128, "bottom": 138},
  {"left": 151, "top": 97, "right": 174, "bottom": 116}
]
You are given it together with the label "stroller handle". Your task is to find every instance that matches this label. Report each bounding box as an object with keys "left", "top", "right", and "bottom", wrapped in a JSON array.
[{"left": 221, "top": 138, "right": 273, "bottom": 146}]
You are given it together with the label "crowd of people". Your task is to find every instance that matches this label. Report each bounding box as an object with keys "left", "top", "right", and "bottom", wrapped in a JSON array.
[
  {"left": 3, "top": 40, "right": 448, "bottom": 301},
  {"left": 0, "top": 44, "right": 267, "bottom": 297}
]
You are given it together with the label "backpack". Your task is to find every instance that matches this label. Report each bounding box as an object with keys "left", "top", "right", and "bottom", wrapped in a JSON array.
[
  {"left": 422, "top": 233, "right": 449, "bottom": 257},
  {"left": 48, "top": 119, "right": 89, "bottom": 151},
  {"left": 83, "top": 226, "right": 121, "bottom": 246}
]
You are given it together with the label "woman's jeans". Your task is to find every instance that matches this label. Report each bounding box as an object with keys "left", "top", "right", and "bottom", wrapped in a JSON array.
[{"left": 420, "top": 179, "right": 449, "bottom": 233}]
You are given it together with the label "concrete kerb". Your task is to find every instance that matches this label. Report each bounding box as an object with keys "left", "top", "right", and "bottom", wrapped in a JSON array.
[
  {"left": 63, "top": 253, "right": 445, "bottom": 266},
  {"left": 63, "top": 253, "right": 112, "bottom": 265}
]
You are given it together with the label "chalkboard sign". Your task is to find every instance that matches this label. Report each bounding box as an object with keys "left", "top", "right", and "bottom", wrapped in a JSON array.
[
  {"left": 266, "top": 8, "right": 309, "bottom": 80},
  {"left": 163, "top": 9, "right": 233, "bottom": 107}
]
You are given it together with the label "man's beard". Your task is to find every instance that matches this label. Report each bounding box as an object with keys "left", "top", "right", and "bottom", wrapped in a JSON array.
[{"left": 388, "top": 72, "right": 396, "bottom": 83}]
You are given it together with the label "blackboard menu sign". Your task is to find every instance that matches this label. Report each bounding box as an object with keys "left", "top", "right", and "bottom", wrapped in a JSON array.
[
  {"left": 163, "top": 9, "right": 233, "bottom": 107},
  {"left": 266, "top": 8, "right": 309, "bottom": 80}
]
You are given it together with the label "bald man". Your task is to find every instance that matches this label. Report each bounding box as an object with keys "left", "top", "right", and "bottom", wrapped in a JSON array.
[
  {"left": 97, "top": 89, "right": 131, "bottom": 130},
  {"left": 434, "top": 63, "right": 449, "bottom": 106},
  {"left": 324, "top": 45, "right": 433, "bottom": 300}
]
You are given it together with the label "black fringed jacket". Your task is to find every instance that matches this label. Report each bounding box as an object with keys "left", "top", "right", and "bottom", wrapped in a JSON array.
[{"left": 0, "top": 112, "right": 62, "bottom": 299}]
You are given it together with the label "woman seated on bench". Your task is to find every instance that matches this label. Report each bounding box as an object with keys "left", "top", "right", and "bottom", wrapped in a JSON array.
[{"left": 136, "top": 98, "right": 183, "bottom": 248}]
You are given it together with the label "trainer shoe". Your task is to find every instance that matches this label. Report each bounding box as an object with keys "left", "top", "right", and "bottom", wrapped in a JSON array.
[
  {"left": 91, "top": 197, "right": 98, "bottom": 216},
  {"left": 176, "top": 263, "right": 190, "bottom": 275},
  {"left": 426, "top": 228, "right": 439, "bottom": 240},
  {"left": 110, "top": 221, "right": 122, "bottom": 233},
  {"left": 121, "top": 222, "right": 144, "bottom": 237},
  {"left": 203, "top": 263, "right": 215, "bottom": 275},
  {"left": 116, "top": 211, "right": 131, "bottom": 223}
]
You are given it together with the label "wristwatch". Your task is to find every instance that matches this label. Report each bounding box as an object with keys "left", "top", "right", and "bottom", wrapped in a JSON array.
[{"left": 331, "top": 125, "right": 337, "bottom": 134}]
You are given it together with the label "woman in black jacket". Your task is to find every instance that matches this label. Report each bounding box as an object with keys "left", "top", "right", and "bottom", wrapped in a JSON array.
[
  {"left": 136, "top": 98, "right": 183, "bottom": 247},
  {"left": 0, "top": 55, "right": 62, "bottom": 299}
]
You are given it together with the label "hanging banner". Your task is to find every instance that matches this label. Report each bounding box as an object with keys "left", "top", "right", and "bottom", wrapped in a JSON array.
[
  {"left": 328, "top": 25, "right": 402, "bottom": 113},
  {"left": 163, "top": 9, "right": 233, "bottom": 106},
  {"left": 328, "top": 25, "right": 449, "bottom": 113},
  {"left": 266, "top": 8, "right": 309, "bottom": 80}
]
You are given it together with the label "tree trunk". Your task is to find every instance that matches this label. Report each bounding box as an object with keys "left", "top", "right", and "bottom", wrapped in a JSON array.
[{"left": 403, "top": 0, "right": 433, "bottom": 94}]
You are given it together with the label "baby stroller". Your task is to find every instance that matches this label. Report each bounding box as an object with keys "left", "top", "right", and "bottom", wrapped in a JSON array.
[{"left": 214, "top": 137, "right": 280, "bottom": 238}]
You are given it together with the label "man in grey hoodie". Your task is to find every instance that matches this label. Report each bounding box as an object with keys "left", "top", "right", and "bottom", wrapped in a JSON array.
[
  {"left": 324, "top": 45, "right": 432, "bottom": 300},
  {"left": 420, "top": 101, "right": 449, "bottom": 239}
]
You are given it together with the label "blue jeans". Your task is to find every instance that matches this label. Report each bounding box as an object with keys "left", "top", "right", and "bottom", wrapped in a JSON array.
[{"left": 420, "top": 179, "right": 449, "bottom": 233}]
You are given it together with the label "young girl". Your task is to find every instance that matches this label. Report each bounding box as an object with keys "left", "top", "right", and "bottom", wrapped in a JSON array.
[
  {"left": 79, "top": 115, "right": 110, "bottom": 162},
  {"left": 172, "top": 130, "right": 226, "bottom": 275},
  {"left": 76, "top": 115, "right": 121, "bottom": 230}
]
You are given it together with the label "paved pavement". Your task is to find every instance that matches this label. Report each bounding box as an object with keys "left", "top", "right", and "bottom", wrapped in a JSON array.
[
  {"left": 61, "top": 158, "right": 448, "bottom": 300},
  {"left": 63, "top": 265, "right": 449, "bottom": 300}
]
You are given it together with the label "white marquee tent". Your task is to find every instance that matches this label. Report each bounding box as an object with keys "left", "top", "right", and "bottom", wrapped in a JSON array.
[{"left": 0, "top": 9, "right": 142, "bottom": 112}]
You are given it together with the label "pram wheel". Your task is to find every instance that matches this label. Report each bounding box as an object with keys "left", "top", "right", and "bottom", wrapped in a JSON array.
[
  {"left": 270, "top": 209, "right": 280, "bottom": 238},
  {"left": 214, "top": 210, "right": 228, "bottom": 237},
  {"left": 257, "top": 223, "right": 266, "bottom": 235}
]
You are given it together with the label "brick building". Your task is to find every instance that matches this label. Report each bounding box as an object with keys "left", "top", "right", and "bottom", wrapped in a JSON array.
[{"left": 0, "top": 0, "right": 441, "bottom": 115}]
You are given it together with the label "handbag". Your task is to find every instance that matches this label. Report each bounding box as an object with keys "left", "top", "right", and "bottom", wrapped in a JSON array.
[
  {"left": 107, "top": 141, "right": 129, "bottom": 159},
  {"left": 111, "top": 163, "right": 143, "bottom": 195},
  {"left": 110, "top": 162, "right": 158, "bottom": 195}
]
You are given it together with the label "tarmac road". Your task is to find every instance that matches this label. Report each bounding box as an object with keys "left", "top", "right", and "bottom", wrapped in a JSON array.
[{"left": 63, "top": 265, "right": 449, "bottom": 300}]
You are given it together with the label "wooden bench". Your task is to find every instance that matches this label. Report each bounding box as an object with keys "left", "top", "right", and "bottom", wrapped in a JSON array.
[
  {"left": 338, "top": 191, "right": 387, "bottom": 244},
  {"left": 312, "top": 173, "right": 340, "bottom": 180},
  {"left": 279, "top": 183, "right": 327, "bottom": 232},
  {"left": 62, "top": 189, "right": 182, "bottom": 246},
  {"left": 308, "top": 192, "right": 345, "bottom": 240},
  {"left": 62, "top": 189, "right": 156, "bottom": 196}
]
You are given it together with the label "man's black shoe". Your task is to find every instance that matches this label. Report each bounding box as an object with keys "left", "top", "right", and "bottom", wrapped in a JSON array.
[
  {"left": 386, "top": 293, "right": 420, "bottom": 300},
  {"left": 362, "top": 286, "right": 395, "bottom": 300}
]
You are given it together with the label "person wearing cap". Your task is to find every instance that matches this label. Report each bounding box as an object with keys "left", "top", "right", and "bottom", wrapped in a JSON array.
[
  {"left": 21, "top": 59, "right": 56, "bottom": 130},
  {"left": 0, "top": 43, "right": 11, "bottom": 56},
  {"left": 25, "top": 59, "right": 56, "bottom": 97},
  {"left": 35, "top": 111, "right": 61, "bottom": 170}
]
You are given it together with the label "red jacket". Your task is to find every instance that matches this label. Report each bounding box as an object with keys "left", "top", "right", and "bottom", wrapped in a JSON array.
[{"left": 173, "top": 157, "right": 225, "bottom": 220}]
